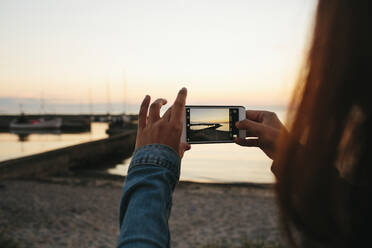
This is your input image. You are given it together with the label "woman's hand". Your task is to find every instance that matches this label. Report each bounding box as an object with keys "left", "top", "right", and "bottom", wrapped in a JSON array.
[
  {"left": 135, "top": 87, "right": 190, "bottom": 158},
  {"left": 234, "top": 110, "right": 286, "bottom": 160}
]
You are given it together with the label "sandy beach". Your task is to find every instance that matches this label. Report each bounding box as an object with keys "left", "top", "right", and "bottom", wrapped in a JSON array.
[{"left": 0, "top": 175, "right": 282, "bottom": 248}]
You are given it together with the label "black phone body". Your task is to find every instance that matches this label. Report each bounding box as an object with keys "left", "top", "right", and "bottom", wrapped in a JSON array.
[{"left": 181, "top": 105, "right": 246, "bottom": 144}]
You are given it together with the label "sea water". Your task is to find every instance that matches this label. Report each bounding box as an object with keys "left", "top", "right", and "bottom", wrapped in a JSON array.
[
  {"left": 0, "top": 123, "right": 108, "bottom": 162},
  {"left": 108, "top": 143, "right": 275, "bottom": 183},
  {"left": 1, "top": 108, "right": 285, "bottom": 183},
  {"left": 109, "top": 108, "right": 285, "bottom": 184}
]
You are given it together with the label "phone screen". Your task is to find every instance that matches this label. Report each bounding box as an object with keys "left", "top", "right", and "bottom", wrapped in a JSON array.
[{"left": 185, "top": 107, "right": 240, "bottom": 143}]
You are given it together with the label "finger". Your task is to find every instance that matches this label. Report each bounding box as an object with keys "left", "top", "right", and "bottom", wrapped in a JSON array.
[
  {"left": 149, "top": 98, "right": 167, "bottom": 124},
  {"left": 245, "top": 110, "right": 263, "bottom": 122},
  {"left": 170, "top": 87, "right": 187, "bottom": 124},
  {"left": 162, "top": 106, "right": 172, "bottom": 121},
  {"left": 235, "top": 122, "right": 257, "bottom": 137},
  {"left": 138, "top": 95, "right": 151, "bottom": 130},
  {"left": 235, "top": 119, "right": 265, "bottom": 137},
  {"left": 234, "top": 137, "right": 259, "bottom": 147},
  {"left": 179, "top": 142, "right": 191, "bottom": 158},
  {"left": 180, "top": 143, "right": 191, "bottom": 151}
]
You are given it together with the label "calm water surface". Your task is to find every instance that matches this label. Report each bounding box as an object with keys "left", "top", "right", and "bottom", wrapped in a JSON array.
[
  {"left": 110, "top": 109, "right": 285, "bottom": 184},
  {"left": 0, "top": 123, "right": 108, "bottom": 162},
  {"left": 108, "top": 144, "right": 275, "bottom": 183},
  {"left": 1, "top": 109, "right": 285, "bottom": 183}
]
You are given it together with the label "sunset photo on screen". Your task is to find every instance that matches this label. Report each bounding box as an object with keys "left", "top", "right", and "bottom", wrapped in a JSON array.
[{"left": 188, "top": 108, "right": 231, "bottom": 142}]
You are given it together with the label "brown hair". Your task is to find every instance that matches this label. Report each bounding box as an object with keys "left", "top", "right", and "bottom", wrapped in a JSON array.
[{"left": 274, "top": 0, "right": 372, "bottom": 247}]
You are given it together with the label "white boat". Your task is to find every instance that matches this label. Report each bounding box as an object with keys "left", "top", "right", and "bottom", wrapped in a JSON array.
[{"left": 10, "top": 117, "right": 62, "bottom": 130}]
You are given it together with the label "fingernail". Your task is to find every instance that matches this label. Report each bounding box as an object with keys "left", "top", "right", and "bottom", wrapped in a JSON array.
[{"left": 180, "top": 87, "right": 187, "bottom": 92}]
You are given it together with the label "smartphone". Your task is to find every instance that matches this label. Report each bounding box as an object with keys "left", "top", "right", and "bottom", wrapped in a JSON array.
[{"left": 181, "top": 105, "right": 246, "bottom": 144}]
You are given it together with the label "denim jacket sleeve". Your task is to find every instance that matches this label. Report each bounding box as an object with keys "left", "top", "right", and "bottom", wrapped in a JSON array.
[{"left": 116, "top": 144, "right": 181, "bottom": 248}]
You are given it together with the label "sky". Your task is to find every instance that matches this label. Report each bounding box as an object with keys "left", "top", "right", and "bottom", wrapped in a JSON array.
[
  {"left": 0, "top": 0, "right": 316, "bottom": 114},
  {"left": 190, "top": 108, "right": 229, "bottom": 124}
]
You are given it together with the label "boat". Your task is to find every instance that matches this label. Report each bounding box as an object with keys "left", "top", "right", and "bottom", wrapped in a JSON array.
[
  {"left": 105, "top": 114, "right": 135, "bottom": 136},
  {"left": 10, "top": 115, "right": 62, "bottom": 130},
  {"left": 10, "top": 129, "right": 62, "bottom": 142}
]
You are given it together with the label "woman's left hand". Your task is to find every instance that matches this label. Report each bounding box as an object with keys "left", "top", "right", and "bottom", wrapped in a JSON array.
[
  {"left": 135, "top": 87, "right": 191, "bottom": 158},
  {"left": 235, "top": 110, "right": 285, "bottom": 160}
]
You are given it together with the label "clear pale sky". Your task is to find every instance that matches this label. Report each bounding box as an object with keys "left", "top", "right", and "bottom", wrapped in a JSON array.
[{"left": 0, "top": 0, "right": 316, "bottom": 113}]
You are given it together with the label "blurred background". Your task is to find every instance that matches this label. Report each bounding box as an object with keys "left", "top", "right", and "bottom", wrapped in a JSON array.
[
  {"left": 0, "top": 0, "right": 316, "bottom": 183},
  {"left": 1, "top": 1, "right": 320, "bottom": 247}
]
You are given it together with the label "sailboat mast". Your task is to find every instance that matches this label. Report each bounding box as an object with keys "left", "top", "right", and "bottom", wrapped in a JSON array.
[
  {"left": 106, "top": 80, "right": 111, "bottom": 116},
  {"left": 122, "top": 71, "right": 127, "bottom": 115},
  {"left": 40, "top": 91, "right": 45, "bottom": 114},
  {"left": 88, "top": 88, "right": 93, "bottom": 116}
]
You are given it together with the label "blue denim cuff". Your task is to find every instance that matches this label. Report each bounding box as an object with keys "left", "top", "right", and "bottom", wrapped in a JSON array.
[{"left": 129, "top": 144, "right": 181, "bottom": 179}]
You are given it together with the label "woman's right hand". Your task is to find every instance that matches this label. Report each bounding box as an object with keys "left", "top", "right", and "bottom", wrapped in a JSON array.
[{"left": 234, "top": 110, "right": 286, "bottom": 160}]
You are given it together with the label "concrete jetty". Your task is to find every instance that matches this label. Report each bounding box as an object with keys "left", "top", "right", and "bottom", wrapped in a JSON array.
[{"left": 0, "top": 130, "right": 136, "bottom": 180}]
